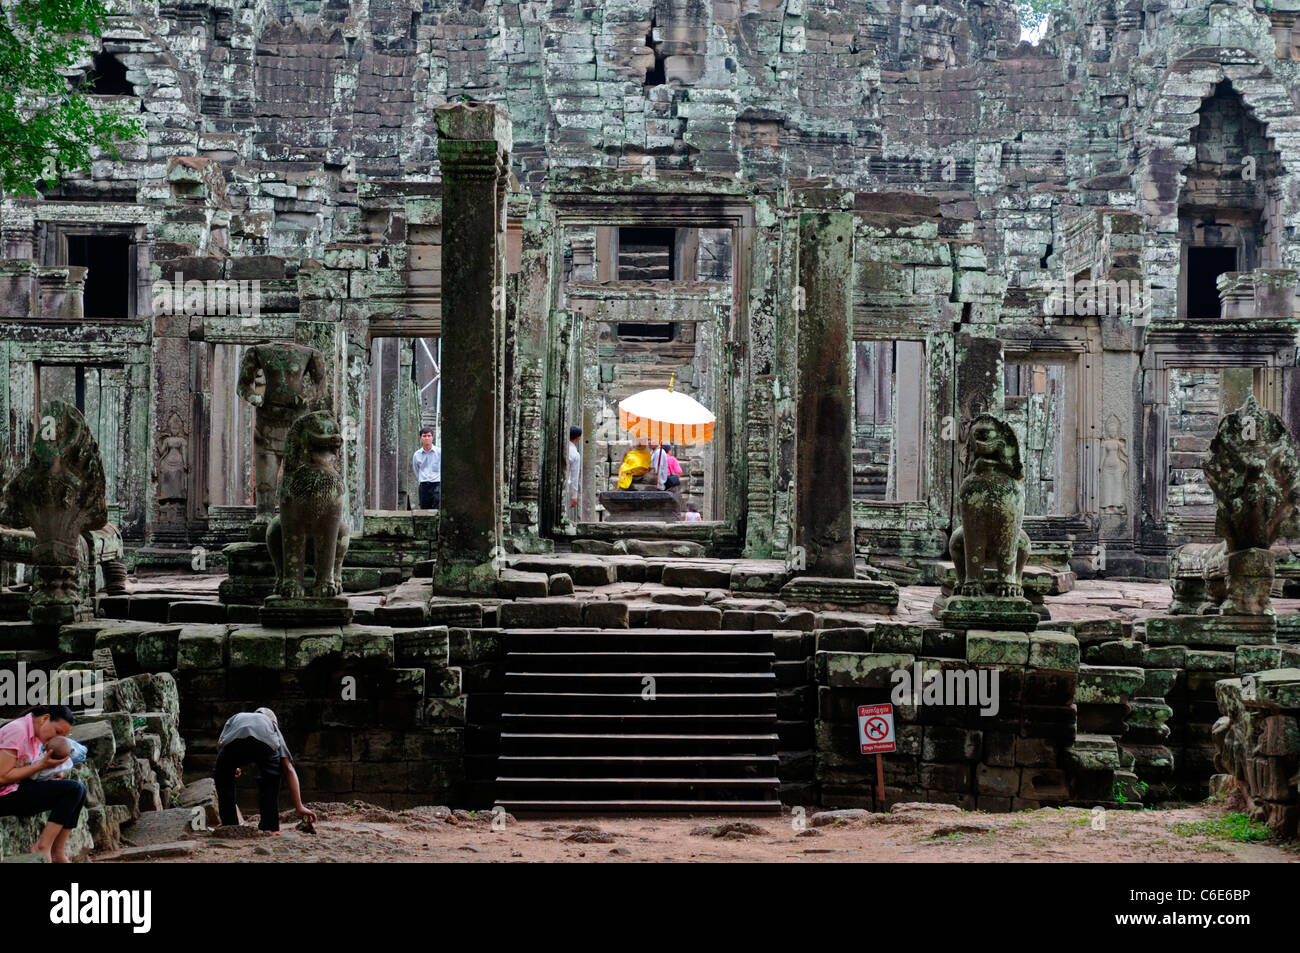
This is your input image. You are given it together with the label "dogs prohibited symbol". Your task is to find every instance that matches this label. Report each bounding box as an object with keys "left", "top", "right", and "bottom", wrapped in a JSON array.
[{"left": 857, "top": 703, "right": 896, "bottom": 754}]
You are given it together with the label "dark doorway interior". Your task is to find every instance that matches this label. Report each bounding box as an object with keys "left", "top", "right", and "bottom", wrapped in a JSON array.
[
  {"left": 67, "top": 235, "right": 132, "bottom": 319},
  {"left": 87, "top": 52, "right": 133, "bottom": 96},
  {"left": 616, "top": 322, "right": 675, "bottom": 342},
  {"left": 1186, "top": 246, "right": 1238, "bottom": 319}
]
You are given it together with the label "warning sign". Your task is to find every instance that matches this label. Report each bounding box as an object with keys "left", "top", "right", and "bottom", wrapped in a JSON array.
[{"left": 857, "top": 703, "right": 896, "bottom": 754}]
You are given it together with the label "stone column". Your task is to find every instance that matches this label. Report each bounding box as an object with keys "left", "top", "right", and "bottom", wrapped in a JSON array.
[
  {"left": 795, "top": 212, "right": 854, "bottom": 577},
  {"left": 433, "top": 103, "right": 511, "bottom": 590}
]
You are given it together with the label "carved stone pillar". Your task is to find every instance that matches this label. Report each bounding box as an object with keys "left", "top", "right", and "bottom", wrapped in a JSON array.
[
  {"left": 433, "top": 103, "right": 512, "bottom": 590},
  {"left": 795, "top": 212, "right": 855, "bottom": 578}
]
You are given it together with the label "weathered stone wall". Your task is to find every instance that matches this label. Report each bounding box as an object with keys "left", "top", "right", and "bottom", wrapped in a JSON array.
[
  {"left": 43, "top": 610, "right": 467, "bottom": 810},
  {"left": 813, "top": 623, "right": 1084, "bottom": 810},
  {"left": 1, "top": 0, "right": 1299, "bottom": 571}
]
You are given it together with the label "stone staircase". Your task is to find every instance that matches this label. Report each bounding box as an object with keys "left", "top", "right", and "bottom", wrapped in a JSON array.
[{"left": 492, "top": 628, "right": 782, "bottom": 813}]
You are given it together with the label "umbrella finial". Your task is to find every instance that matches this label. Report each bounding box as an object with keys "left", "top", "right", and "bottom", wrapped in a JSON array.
[{"left": 669, "top": 372, "right": 675, "bottom": 393}]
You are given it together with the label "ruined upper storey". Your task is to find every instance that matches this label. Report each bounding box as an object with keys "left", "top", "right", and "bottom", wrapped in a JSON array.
[{"left": 7, "top": 0, "right": 1300, "bottom": 283}]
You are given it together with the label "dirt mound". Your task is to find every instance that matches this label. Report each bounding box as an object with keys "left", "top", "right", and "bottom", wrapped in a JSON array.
[
  {"left": 210, "top": 825, "right": 269, "bottom": 839},
  {"left": 690, "top": 821, "right": 768, "bottom": 838}
]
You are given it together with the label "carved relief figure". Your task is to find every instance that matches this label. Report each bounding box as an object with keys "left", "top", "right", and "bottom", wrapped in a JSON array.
[
  {"left": 1099, "top": 413, "right": 1129, "bottom": 513},
  {"left": 237, "top": 342, "right": 328, "bottom": 537},
  {"left": 949, "top": 414, "right": 1032, "bottom": 597},
  {"left": 157, "top": 411, "right": 189, "bottom": 503},
  {"left": 266, "top": 411, "right": 350, "bottom": 599}
]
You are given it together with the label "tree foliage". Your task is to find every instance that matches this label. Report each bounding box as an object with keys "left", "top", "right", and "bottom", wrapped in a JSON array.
[
  {"left": 1017, "top": 0, "right": 1069, "bottom": 35},
  {"left": 0, "top": 0, "right": 143, "bottom": 196}
]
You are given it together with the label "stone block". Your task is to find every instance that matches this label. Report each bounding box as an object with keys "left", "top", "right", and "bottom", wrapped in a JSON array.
[
  {"left": 975, "top": 764, "right": 1021, "bottom": 796},
  {"left": 228, "top": 627, "right": 286, "bottom": 670},
  {"left": 69, "top": 721, "right": 116, "bottom": 772},
  {"left": 817, "top": 652, "right": 914, "bottom": 689},
  {"left": 873, "top": 623, "right": 923, "bottom": 655},
  {"left": 136, "top": 627, "right": 182, "bottom": 671},
  {"left": 1027, "top": 631, "right": 1080, "bottom": 671},
  {"left": 644, "top": 606, "right": 722, "bottom": 629},
  {"left": 286, "top": 629, "right": 345, "bottom": 669},
  {"left": 176, "top": 624, "right": 227, "bottom": 670},
  {"left": 582, "top": 601, "right": 629, "bottom": 628},
  {"left": 965, "top": 630, "right": 1030, "bottom": 666},
  {"left": 498, "top": 599, "right": 583, "bottom": 628},
  {"left": 1075, "top": 665, "right": 1145, "bottom": 704}
]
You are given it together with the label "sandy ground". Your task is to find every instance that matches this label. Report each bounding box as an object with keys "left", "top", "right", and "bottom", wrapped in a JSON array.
[{"left": 100, "top": 801, "right": 1296, "bottom": 863}]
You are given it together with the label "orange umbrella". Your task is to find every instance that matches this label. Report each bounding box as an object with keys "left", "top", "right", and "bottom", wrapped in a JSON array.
[{"left": 618, "top": 376, "right": 715, "bottom": 446}]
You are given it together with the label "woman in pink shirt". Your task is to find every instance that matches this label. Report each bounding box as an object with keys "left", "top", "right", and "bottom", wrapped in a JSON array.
[{"left": 0, "top": 705, "right": 86, "bottom": 862}]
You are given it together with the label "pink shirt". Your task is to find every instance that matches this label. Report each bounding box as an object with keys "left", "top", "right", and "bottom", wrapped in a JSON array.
[
  {"left": 665, "top": 453, "right": 683, "bottom": 478},
  {"left": 0, "top": 713, "right": 40, "bottom": 797}
]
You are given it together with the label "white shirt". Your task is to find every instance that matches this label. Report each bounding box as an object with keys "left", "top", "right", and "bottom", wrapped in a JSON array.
[
  {"left": 649, "top": 448, "right": 668, "bottom": 489},
  {"left": 566, "top": 441, "right": 581, "bottom": 505},
  {"left": 412, "top": 445, "right": 441, "bottom": 483}
]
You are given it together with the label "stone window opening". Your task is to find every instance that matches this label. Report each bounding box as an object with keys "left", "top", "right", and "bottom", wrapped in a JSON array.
[
  {"left": 203, "top": 343, "right": 255, "bottom": 511},
  {"left": 616, "top": 226, "right": 677, "bottom": 280},
  {"left": 84, "top": 52, "right": 133, "bottom": 96},
  {"left": 616, "top": 322, "right": 675, "bottom": 342},
  {"left": 852, "top": 340, "right": 926, "bottom": 503},
  {"left": 1003, "top": 359, "right": 1079, "bottom": 516},
  {"left": 65, "top": 233, "right": 133, "bottom": 319},
  {"left": 643, "top": 21, "right": 666, "bottom": 88},
  {"left": 33, "top": 363, "right": 127, "bottom": 511},
  {"left": 1185, "top": 244, "right": 1238, "bottom": 319},
  {"left": 1176, "top": 81, "right": 1284, "bottom": 318},
  {"left": 367, "top": 335, "right": 441, "bottom": 511}
]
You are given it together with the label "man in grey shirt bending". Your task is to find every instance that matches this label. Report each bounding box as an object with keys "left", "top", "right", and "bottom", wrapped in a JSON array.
[{"left": 214, "top": 707, "right": 316, "bottom": 831}]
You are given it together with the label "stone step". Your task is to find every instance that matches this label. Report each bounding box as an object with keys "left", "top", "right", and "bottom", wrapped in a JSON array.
[
  {"left": 501, "top": 691, "right": 778, "bottom": 714},
  {"left": 500, "top": 629, "right": 774, "bottom": 653},
  {"left": 495, "top": 799, "right": 783, "bottom": 814},
  {"left": 500, "top": 712, "right": 779, "bottom": 733},
  {"left": 495, "top": 776, "right": 781, "bottom": 803},
  {"left": 504, "top": 650, "right": 776, "bottom": 672},
  {"left": 497, "top": 754, "right": 779, "bottom": 778},
  {"left": 499, "top": 732, "right": 779, "bottom": 755},
  {"left": 503, "top": 671, "right": 777, "bottom": 694}
]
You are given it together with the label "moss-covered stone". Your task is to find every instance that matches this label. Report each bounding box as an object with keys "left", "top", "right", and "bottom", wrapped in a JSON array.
[
  {"left": 1028, "top": 631, "right": 1080, "bottom": 670},
  {"left": 176, "top": 624, "right": 227, "bottom": 670},
  {"left": 965, "top": 630, "right": 1030, "bottom": 666},
  {"left": 228, "top": 626, "right": 287, "bottom": 670}
]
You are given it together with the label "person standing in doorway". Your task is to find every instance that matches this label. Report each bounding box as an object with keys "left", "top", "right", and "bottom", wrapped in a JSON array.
[
  {"left": 412, "top": 426, "right": 441, "bottom": 509},
  {"left": 566, "top": 425, "right": 582, "bottom": 521}
]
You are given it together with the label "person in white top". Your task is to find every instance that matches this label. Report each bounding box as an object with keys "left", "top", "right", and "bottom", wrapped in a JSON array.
[
  {"left": 566, "top": 426, "right": 582, "bottom": 520},
  {"left": 412, "top": 426, "right": 442, "bottom": 509}
]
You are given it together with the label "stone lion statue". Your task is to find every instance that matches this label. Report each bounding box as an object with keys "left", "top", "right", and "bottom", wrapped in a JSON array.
[
  {"left": 949, "top": 413, "right": 1031, "bottom": 598},
  {"left": 266, "top": 411, "right": 350, "bottom": 598},
  {"left": 1, "top": 401, "right": 108, "bottom": 621}
]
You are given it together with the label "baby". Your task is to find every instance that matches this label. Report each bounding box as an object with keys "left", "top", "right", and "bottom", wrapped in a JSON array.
[{"left": 33, "top": 735, "right": 76, "bottom": 780}]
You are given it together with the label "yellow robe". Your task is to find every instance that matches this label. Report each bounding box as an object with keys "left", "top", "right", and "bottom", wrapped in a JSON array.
[{"left": 617, "top": 449, "right": 652, "bottom": 489}]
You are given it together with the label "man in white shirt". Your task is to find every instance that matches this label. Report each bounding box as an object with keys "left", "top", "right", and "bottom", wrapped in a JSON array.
[
  {"left": 566, "top": 425, "right": 582, "bottom": 520},
  {"left": 412, "top": 426, "right": 442, "bottom": 509}
]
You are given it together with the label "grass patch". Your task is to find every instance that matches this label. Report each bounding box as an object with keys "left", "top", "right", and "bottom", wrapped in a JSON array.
[{"left": 1169, "top": 812, "right": 1273, "bottom": 843}]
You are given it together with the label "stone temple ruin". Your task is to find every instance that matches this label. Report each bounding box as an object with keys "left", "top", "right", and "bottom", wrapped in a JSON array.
[{"left": 5, "top": 0, "right": 1300, "bottom": 857}]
